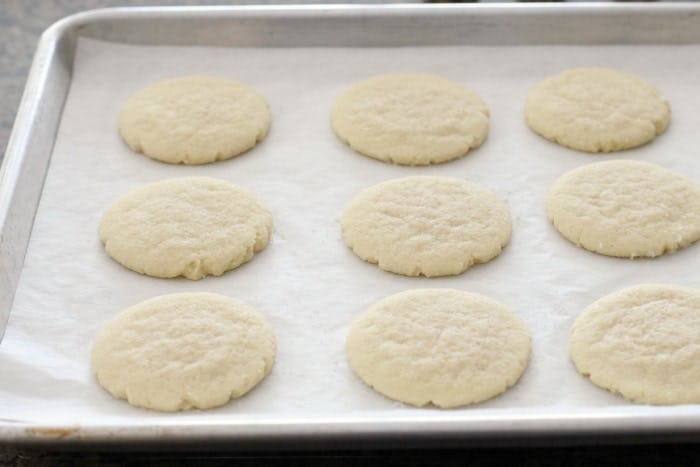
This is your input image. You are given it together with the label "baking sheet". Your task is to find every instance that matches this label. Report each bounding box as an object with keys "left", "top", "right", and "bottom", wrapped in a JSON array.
[{"left": 1, "top": 37, "right": 700, "bottom": 428}]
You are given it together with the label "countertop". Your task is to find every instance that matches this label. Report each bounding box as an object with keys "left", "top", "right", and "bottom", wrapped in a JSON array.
[{"left": 1, "top": 0, "right": 699, "bottom": 465}]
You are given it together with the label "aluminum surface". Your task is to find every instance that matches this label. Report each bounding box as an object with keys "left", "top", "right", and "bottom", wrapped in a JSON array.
[{"left": 1, "top": 3, "right": 700, "bottom": 446}]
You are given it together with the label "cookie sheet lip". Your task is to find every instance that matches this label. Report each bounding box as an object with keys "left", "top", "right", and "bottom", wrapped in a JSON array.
[{"left": 3, "top": 1, "right": 700, "bottom": 447}]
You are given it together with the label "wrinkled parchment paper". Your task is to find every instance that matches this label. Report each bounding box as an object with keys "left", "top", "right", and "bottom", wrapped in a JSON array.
[{"left": 1, "top": 38, "right": 700, "bottom": 428}]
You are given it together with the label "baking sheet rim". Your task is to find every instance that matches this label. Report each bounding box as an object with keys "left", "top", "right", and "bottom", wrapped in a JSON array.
[{"left": 3, "top": 3, "right": 700, "bottom": 445}]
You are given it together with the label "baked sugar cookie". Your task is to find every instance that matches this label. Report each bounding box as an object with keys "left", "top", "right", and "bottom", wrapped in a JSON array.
[
  {"left": 570, "top": 284, "right": 700, "bottom": 405},
  {"left": 341, "top": 176, "right": 511, "bottom": 277},
  {"left": 346, "top": 289, "right": 531, "bottom": 408},
  {"left": 92, "top": 293, "right": 276, "bottom": 411},
  {"left": 525, "top": 68, "right": 670, "bottom": 152},
  {"left": 332, "top": 73, "right": 489, "bottom": 165},
  {"left": 119, "top": 76, "right": 270, "bottom": 164},
  {"left": 99, "top": 177, "right": 272, "bottom": 280},
  {"left": 547, "top": 160, "right": 700, "bottom": 258}
]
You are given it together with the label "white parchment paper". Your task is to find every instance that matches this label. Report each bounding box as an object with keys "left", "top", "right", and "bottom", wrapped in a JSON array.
[{"left": 1, "top": 38, "right": 700, "bottom": 427}]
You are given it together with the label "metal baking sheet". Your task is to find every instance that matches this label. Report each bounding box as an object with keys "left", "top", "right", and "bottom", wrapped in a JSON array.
[{"left": 2, "top": 4, "right": 700, "bottom": 446}]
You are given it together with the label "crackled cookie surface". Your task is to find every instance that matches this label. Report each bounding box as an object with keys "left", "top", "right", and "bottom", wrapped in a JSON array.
[
  {"left": 346, "top": 289, "right": 531, "bottom": 408},
  {"left": 99, "top": 177, "right": 272, "bottom": 280},
  {"left": 119, "top": 75, "right": 270, "bottom": 164},
  {"left": 332, "top": 73, "right": 489, "bottom": 165},
  {"left": 92, "top": 293, "right": 276, "bottom": 412},
  {"left": 341, "top": 176, "right": 511, "bottom": 277},
  {"left": 570, "top": 284, "right": 700, "bottom": 404},
  {"left": 525, "top": 68, "right": 670, "bottom": 152},
  {"left": 547, "top": 160, "right": 700, "bottom": 258}
]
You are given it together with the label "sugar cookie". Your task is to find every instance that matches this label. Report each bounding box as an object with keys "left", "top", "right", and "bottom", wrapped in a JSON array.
[
  {"left": 547, "top": 160, "right": 700, "bottom": 258},
  {"left": 332, "top": 73, "right": 489, "bottom": 165},
  {"left": 99, "top": 177, "right": 272, "bottom": 279},
  {"left": 346, "top": 289, "right": 531, "bottom": 408},
  {"left": 570, "top": 284, "right": 700, "bottom": 404},
  {"left": 92, "top": 293, "right": 276, "bottom": 411},
  {"left": 341, "top": 176, "right": 511, "bottom": 277},
  {"left": 119, "top": 76, "right": 270, "bottom": 164},
  {"left": 525, "top": 67, "right": 670, "bottom": 152}
]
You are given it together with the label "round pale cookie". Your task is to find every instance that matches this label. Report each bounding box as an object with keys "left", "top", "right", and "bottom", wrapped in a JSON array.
[
  {"left": 99, "top": 177, "right": 272, "bottom": 280},
  {"left": 570, "top": 284, "right": 700, "bottom": 405},
  {"left": 547, "top": 160, "right": 700, "bottom": 258},
  {"left": 346, "top": 289, "right": 531, "bottom": 408},
  {"left": 331, "top": 73, "right": 489, "bottom": 165},
  {"left": 119, "top": 76, "right": 270, "bottom": 164},
  {"left": 525, "top": 67, "right": 670, "bottom": 152},
  {"left": 341, "top": 176, "right": 511, "bottom": 277},
  {"left": 92, "top": 293, "right": 276, "bottom": 411}
]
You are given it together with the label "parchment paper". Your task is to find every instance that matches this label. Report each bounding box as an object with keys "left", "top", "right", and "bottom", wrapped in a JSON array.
[{"left": 1, "top": 38, "right": 700, "bottom": 426}]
